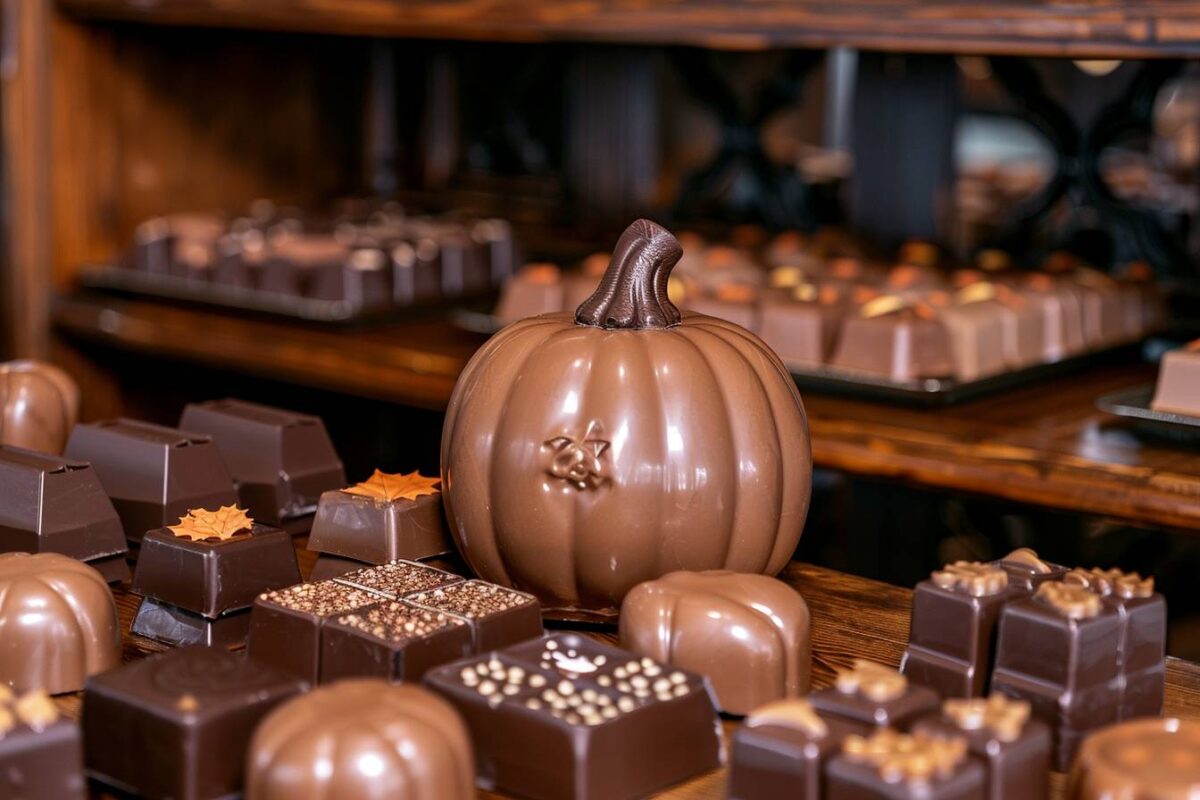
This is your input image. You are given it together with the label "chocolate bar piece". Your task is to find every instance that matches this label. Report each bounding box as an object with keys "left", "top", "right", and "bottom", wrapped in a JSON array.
[
  {"left": 406, "top": 579, "right": 543, "bottom": 653},
  {"left": 825, "top": 728, "right": 985, "bottom": 800},
  {"left": 901, "top": 561, "right": 1010, "bottom": 698},
  {"left": 912, "top": 695, "right": 1051, "bottom": 800},
  {"left": 424, "top": 633, "right": 722, "bottom": 799},
  {"left": 992, "top": 547, "right": 1067, "bottom": 593},
  {"left": 619, "top": 570, "right": 811, "bottom": 715},
  {"left": 333, "top": 558, "right": 464, "bottom": 598},
  {"left": 810, "top": 660, "right": 940, "bottom": 731},
  {"left": 65, "top": 419, "right": 237, "bottom": 546},
  {"left": 247, "top": 680, "right": 475, "bottom": 799},
  {"left": 319, "top": 601, "right": 473, "bottom": 683},
  {"left": 729, "top": 699, "right": 870, "bottom": 800},
  {"left": 83, "top": 646, "right": 305, "bottom": 800},
  {"left": 0, "top": 689, "right": 86, "bottom": 800},
  {"left": 1067, "top": 717, "right": 1200, "bottom": 799},
  {"left": 0, "top": 445, "right": 129, "bottom": 581},
  {"left": 990, "top": 582, "right": 1122, "bottom": 770},
  {"left": 306, "top": 470, "right": 453, "bottom": 563}
]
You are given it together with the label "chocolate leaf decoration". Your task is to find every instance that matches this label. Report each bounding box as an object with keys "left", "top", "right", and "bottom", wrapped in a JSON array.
[
  {"left": 168, "top": 505, "right": 254, "bottom": 541},
  {"left": 344, "top": 469, "right": 441, "bottom": 502}
]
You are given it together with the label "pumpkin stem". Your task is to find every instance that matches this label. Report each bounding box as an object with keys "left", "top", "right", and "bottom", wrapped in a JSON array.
[{"left": 575, "top": 219, "right": 683, "bottom": 329}]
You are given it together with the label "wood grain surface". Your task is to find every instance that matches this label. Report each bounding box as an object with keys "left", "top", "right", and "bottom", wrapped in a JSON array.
[{"left": 54, "top": 539, "right": 1200, "bottom": 799}]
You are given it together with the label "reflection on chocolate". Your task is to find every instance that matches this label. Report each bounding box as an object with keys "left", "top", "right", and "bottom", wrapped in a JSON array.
[
  {"left": 179, "top": 399, "right": 346, "bottom": 525},
  {"left": 825, "top": 728, "right": 984, "bottom": 800},
  {"left": 247, "top": 680, "right": 475, "bottom": 800},
  {"left": 810, "top": 660, "right": 940, "bottom": 731},
  {"left": 0, "top": 360, "right": 80, "bottom": 455},
  {"left": 1151, "top": 340, "right": 1200, "bottom": 417},
  {"left": 620, "top": 570, "right": 810, "bottom": 715},
  {"left": 0, "top": 553, "right": 120, "bottom": 694},
  {"left": 424, "top": 633, "right": 723, "bottom": 799},
  {"left": 83, "top": 646, "right": 305, "bottom": 800},
  {"left": 131, "top": 599, "right": 253, "bottom": 649},
  {"left": 0, "top": 688, "right": 86, "bottom": 800},
  {"left": 993, "top": 547, "right": 1068, "bottom": 593},
  {"left": 1067, "top": 718, "right": 1200, "bottom": 799}
]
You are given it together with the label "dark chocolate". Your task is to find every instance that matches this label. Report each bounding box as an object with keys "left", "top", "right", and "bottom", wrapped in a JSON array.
[
  {"left": 406, "top": 579, "right": 543, "bottom": 653},
  {"left": 810, "top": 660, "right": 940, "bottom": 731},
  {"left": 0, "top": 689, "right": 86, "bottom": 800},
  {"left": 992, "top": 548, "right": 1068, "bottom": 593},
  {"left": 130, "top": 598, "right": 252, "bottom": 649},
  {"left": 332, "top": 558, "right": 464, "bottom": 599},
  {"left": 825, "top": 728, "right": 985, "bottom": 800},
  {"left": 306, "top": 484, "right": 452, "bottom": 563},
  {"left": 319, "top": 600, "right": 473, "bottom": 683}
]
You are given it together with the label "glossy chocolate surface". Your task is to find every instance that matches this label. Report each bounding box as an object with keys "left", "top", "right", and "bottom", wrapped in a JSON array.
[
  {"left": 319, "top": 601, "right": 473, "bottom": 683},
  {"left": 830, "top": 306, "right": 956, "bottom": 381},
  {"left": 0, "top": 360, "right": 79, "bottom": 455},
  {"left": 65, "top": 419, "right": 237, "bottom": 545},
  {"left": 1151, "top": 341, "right": 1200, "bottom": 417},
  {"left": 83, "top": 646, "right": 305, "bottom": 800},
  {"left": 810, "top": 660, "right": 940, "bottom": 731},
  {"left": 424, "top": 632, "right": 723, "bottom": 800},
  {"left": 0, "top": 689, "right": 86, "bottom": 800},
  {"left": 131, "top": 598, "right": 252, "bottom": 649},
  {"left": 993, "top": 547, "right": 1068, "bottom": 593},
  {"left": 180, "top": 398, "right": 346, "bottom": 524},
  {"left": 309, "top": 553, "right": 370, "bottom": 581},
  {"left": 0, "top": 445, "right": 128, "bottom": 563},
  {"left": 825, "top": 729, "right": 984, "bottom": 800},
  {"left": 247, "top": 679, "right": 475, "bottom": 800},
  {"left": 1067, "top": 718, "right": 1200, "bottom": 800},
  {"left": 620, "top": 570, "right": 811, "bottom": 715},
  {"left": 307, "top": 488, "right": 453, "bottom": 563},
  {"left": 405, "top": 579, "right": 542, "bottom": 653},
  {"left": 0, "top": 553, "right": 121, "bottom": 694}
]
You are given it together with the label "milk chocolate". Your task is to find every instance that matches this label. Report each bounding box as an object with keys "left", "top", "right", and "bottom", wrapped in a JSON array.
[
  {"left": 1019, "top": 275, "right": 1087, "bottom": 361},
  {"left": 496, "top": 263, "right": 565, "bottom": 323},
  {"left": 758, "top": 285, "right": 844, "bottom": 368},
  {"left": 390, "top": 239, "right": 442, "bottom": 305},
  {"left": 179, "top": 398, "right": 346, "bottom": 525},
  {"left": 65, "top": 419, "right": 238, "bottom": 546},
  {"left": 83, "top": 646, "right": 305, "bottom": 800},
  {"left": 319, "top": 600, "right": 473, "bottom": 683},
  {"left": 308, "top": 248, "right": 393, "bottom": 308},
  {"left": 1067, "top": 718, "right": 1200, "bottom": 799},
  {"left": 830, "top": 302, "right": 955, "bottom": 382},
  {"left": 0, "top": 553, "right": 121, "bottom": 694},
  {"left": 901, "top": 561, "right": 1010, "bottom": 698},
  {"left": 0, "top": 689, "right": 86, "bottom": 800},
  {"left": 259, "top": 234, "right": 351, "bottom": 297},
  {"left": 247, "top": 680, "right": 476, "bottom": 800},
  {"left": 1151, "top": 340, "right": 1200, "bottom": 417},
  {"left": 912, "top": 695, "right": 1051, "bottom": 800},
  {"left": 810, "top": 660, "right": 940, "bottom": 731},
  {"left": 620, "top": 570, "right": 811, "bottom": 715},
  {"left": 0, "top": 445, "right": 129, "bottom": 580},
  {"left": 825, "top": 728, "right": 985, "bottom": 800},
  {"left": 424, "top": 633, "right": 723, "bottom": 799},
  {"left": 934, "top": 290, "right": 1008, "bottom": 381},
  {"left": 686, "top": 285, "right": 761, "bottom": 333}
]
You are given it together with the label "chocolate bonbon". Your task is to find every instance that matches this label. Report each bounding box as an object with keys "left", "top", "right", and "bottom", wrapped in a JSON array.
[
  {"left": 179, "top": 398, "right": 345, "bottom": 525},
  {"left": 810, "top": 660, "right": 940, "bottom": 731},
  {"left": 83, "top": 646, "right": 305, "bottom": 800},
  {"left": 619, "top": 570, "right": 811, "bottom": 715},
  {"left": 0, "top": 688, "right": 86, "bottom": 800},
  {"left": 1151, "top": 339, "right": 1200, "bottom": 417},
  {"left": 333, "top": 558, "right": 464, "bottom": 598},
  {"left": 993, "top": 547, "right": 1067, "bottom": 592},
  {"left": 0, "top": 445, "right": 129, "bottom": 582},
  {"left": 1067, "top": 718, "right": 1200, "bottom": 799},
  {"left": 830, "top": 299, "right": 955, "bottom": 381},
  {"left": 825, "top": 728, "right": 985, "bottom": 800},
  {"left": 405, "top": 579, "right": 542, "bottom": 653},
  {"left": 0, "top": 359, "right": 80, "bottom": 455},
  {"left": 0, "top": 553, "right": 120, "bottom": 694},
  {"left": 247, "top": 679, "right": 475, "bottom": 800},
  {"left": 319, "top": 601, "right": 472, "bottom": 683},
  {"left": 424, "top": 632, "right": 723, "bottom": 799},
  {"left": 65, "top": 419, "right": 237, "bottom": 546}
]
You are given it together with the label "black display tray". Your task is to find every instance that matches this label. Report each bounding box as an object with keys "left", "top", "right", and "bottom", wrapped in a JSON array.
[{"left": 1096, "top": 384, "right": 1200, "bottom": 446}]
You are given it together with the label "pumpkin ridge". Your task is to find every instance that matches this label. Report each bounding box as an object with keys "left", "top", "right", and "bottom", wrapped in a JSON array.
[
  {"left": 41, "top": 568, "right": 118, "bottom": 673},
  {"left": 689, "top": 316, "right": 804, "bottom": 404},
  {"left": 636, "top": 332, "right": 671, "bottom": 588}
]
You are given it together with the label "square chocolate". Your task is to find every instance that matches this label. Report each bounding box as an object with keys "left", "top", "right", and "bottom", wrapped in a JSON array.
[
  {"left": 406, "top": 579, "right": 542, "bottom": 652},
  {"left": 825, "top": 729, "right": 985, "bottom": 800},
  {"left": 65, "top": 419, "right": 237, "bottom": 546},
  {"left": 307, "top": 248, "right": 393, "bottom": 309},
  {"left": 0, "top": 689, "right": 86, "bottom": 800},
  {"left": 179, "top": 399, "right": 345, "bottom": 525},
  {"left": 307, "top": 483, "right": 453, "bottom": 563},
  {"left": 333, "top": 559, "right": 463, "bottom": 599},
  {"left": 82, "top": 647, "right": 305, "bottom": 800},
  {"left": 308, "top": 553, "right": 370, "bottom": 582},
  {"left": 247, "top": 580, "right": 380, "bottom": 683},
  {"left": 810, "top": 660, "right": 940, "bottom": 731},
  {"left": 319, "top": 600, "right": 472, "bottom": 683}
]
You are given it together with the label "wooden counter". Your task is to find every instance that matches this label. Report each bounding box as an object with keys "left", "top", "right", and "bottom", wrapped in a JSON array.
[{"left": 55, "top": 542, "right": 1200, "bottom": 799}]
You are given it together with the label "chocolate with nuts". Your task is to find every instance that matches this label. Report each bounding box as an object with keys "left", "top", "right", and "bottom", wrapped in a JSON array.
[
  {"left": 406, "top": 579, "right": 542, "bottom": 652},
  {"left": 319, "top": 601, "right": 472, "bottom": 684}
]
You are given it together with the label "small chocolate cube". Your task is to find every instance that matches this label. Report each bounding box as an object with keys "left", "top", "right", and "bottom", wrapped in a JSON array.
[
  {"left": 810, "top": 660, "right": 940, "bottom": 731},
  {"left": 319, "top": 600, "right": 472, "bottom": 683},
  {"left": 332, "top": 558, "right": 463, "bottom": 599},
  {"left": 825, "top": 729, "right": 985, "bottom": 800},
  {"left": 407, "top": 579, "right": 542, "bottom": 652},
  {"left": 307, "top": 485, "right": 453, "bottom": 563},
  {"left": 0, "top": 690, "right": 86, "bottom": 800},
  {"left": 82, "top": 647, "right": 305, "bottom": 800}
]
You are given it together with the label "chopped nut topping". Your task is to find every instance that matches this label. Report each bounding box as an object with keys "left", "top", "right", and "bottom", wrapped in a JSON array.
[
  {"left": 259, "top": 581, "right": 377, "bottom": 617},
  {"left": 835, "top": 660, "right": 907, "bottom": 702},
  {"left": 334, "top": 601, "right": 466, "bottom": 644},
  {"left": 931, "top": 562, "right": 1007, "bottom": 597},
  {"left": 843, "top": 729, "right": 968, "bottom": 786},
  {"left": 943, "top": 695, "right": 1031, "bottom": 742},
  {"left": 1036, "top": 582, "right": 1103, "bottom": 620}
]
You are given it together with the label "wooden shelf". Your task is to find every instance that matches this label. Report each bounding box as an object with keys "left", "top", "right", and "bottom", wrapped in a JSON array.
[
  {"left": 57, "top": 0, "right": 1200, "bottom": 57},
  {"left": 55, "top": 543, "right": 1200, "bottom": 800}
]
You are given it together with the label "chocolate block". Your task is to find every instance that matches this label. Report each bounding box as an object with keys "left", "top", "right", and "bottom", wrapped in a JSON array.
[
  {"left": 831, "top": 302, "right": 955, "bottom": 382},
  {"left": 307, "top": 479, "right": 453, "bottom": 563},
  {"left": 496, "top": 263, "right": 565, "bottom": 323},
  {"left": 389, "top": 239, "right": 442, "bottom": 305},
  {"left": 308, "top": 553, "right": 369, "bottom": 581},
  {"left": 912, "top": 695, "right": 1051, "bottom": 800},
  {"left": 810, "top": 660, "right": 940, "bottom": 731},
  {"left": 307, "top": 248, "right": 392, "bottom": 309},
  {"left": 474, "top": 217, "right": 518, "bottom": 285},
  {"left": 259, "top": 234, "right": 350, "bottom": 297},
  {"left": 0, "top": 445, "right": 128, "bottom": 570},
  {"left": 0, "top": 690, "right": 86, "bottom": 800},
  {"left": 424, "top": 633, "right": 723, "bottom": 799},
  {"left": 332, "top": 558, "right": 464, "bottom": 599},
  {"left": 247, "top": 580, "right": 380, "bottom": 683},
  {"left": 130, "top": 599, "right": 252, "bottom": 649},
  {"left": 407, "top": 579, "right": 543, "bottom": 652},
  {"left": 935, "top": 290, "right": 1008, "bottom": 381},
  {"left": 620, "top": 570, "right": 811, "bottom": 715},
  {"left": 319, "top": 600, "right": 473, "bottom": 683},
  {"left": 729, "top": 699, "right": 869, "bottom": 800},
  {"left": 87, "top": 552, "right": 131, "bottom": 584},
  {"left": 990, "top": 582, "right": 1122, "bottom": 770},
  {"left": 1151, "top": 340, "right": 1200, "bottom": 417},
  {"left": 1067, "top": 718, "right": 1200, "bottom": 799},
  {"left": 826, "top": 729, "right": 985, "bottom": 800},
  {"left": 901, "top": 561, "right": 1010, "bottom": 698},
  {"left": 686, "top": 286, "right": 761, "bottom": 333},
  {"left": 83, "top": 646, "right": 305, "bottom": 800},
  {"left": 758, "top": 285, "right": 844, "bottom": 368},
  {"left": 992, "top": 547, "right": 1067, "bottom": 593},
  {"left": 1019, "top": 275, "right": 1087, "bottom": 361},
  {"left": 180, "top": 398, "right": 345, "bottom": 525},
  {"left": 65, "top": 419, "right": 237, "bottom": 546}
]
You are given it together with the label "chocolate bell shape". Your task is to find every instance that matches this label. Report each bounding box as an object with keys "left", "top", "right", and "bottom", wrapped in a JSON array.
[
  {"left": 619, "top": 570, "right": 811, "bottom": 715},
  {"left": 0, "top": 553, "right": 121, "bottom": 694},
  {"left": 247, "top": 680, "right": 475, "bottom": 800}
]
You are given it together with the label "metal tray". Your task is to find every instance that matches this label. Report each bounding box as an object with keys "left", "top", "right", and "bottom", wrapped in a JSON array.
[{"left": 1096, "top": 384, "right": 1200, "bottom": 446}]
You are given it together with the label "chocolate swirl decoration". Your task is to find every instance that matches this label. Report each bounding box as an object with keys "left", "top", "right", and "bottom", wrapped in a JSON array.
[{"left": 575, "top": 219, "right": 683, "bottom": 330}]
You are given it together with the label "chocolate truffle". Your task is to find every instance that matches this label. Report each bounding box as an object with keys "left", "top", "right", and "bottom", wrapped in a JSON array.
[
  {"left": 901, "top": 561, "right": 1010, "bottom": 698},
  {"left": 825, "top": 728, "right": 984, "bottom": 800},
  {"left": 319, "top": 601, "right": 473, "bottom": 684},
  {"left": 830, "top": 299, "right": 955, "bottom": 382},
  {"left": 247, "top": 680, "right": 475, "bottom": 800},
  {"left": 620, "top": 570, "right": 811, "bottom": 715},
  {"left": 83, "top": 646, "right": 305, "bottom": 800},
  {"left": 65, "top": 419, "right": 238, "bottom": 546},
  {"left": 0, "top": 445, "right": 129, "bottom": 581},
  {"left": 0, "top": 688, "right": 86, "bottom": 800},
  {"left": 810, "top": 660, "right": 940, "bottom": 731},
  {"left": 1067, "top": 718, "right": 1200, "bottom": 799},
  {"left": 1151, "top": 340, "right": 1200, "bottom": 417},
  {"left": 0, "top": 553, "right": 120, "bottom": 694},
  {"left": 496, "top": 263, "right": 565, "bottom": 323},
  {"left": 0, "top": 359, "right": 80, "bottom": 456},
  {"left": 179, "top": 398, "right": 346, "bottom": 525}
]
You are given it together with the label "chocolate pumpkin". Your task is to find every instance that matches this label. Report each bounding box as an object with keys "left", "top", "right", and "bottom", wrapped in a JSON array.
[
  {"left": 0, "top": 360, "right": 79, "bottom": 454},
  {"left": 441, "top": 219, "right": 811, "bottom": 613}
]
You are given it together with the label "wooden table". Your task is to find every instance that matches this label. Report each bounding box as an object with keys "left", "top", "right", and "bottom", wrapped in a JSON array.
[
  {"left": 55, "top": 541, "right": 1200, "bottom": 799},
  {"left": 55, "top": 293, "right": 1200, "bottom": 532}
]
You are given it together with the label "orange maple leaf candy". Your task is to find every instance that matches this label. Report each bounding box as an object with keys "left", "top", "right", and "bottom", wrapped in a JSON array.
[
  {"left": 343, "top": 470, "right": 441, "bottom": 502},
  {"left": 168, "top": 505, "right": 254, "bottom": 541}
]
